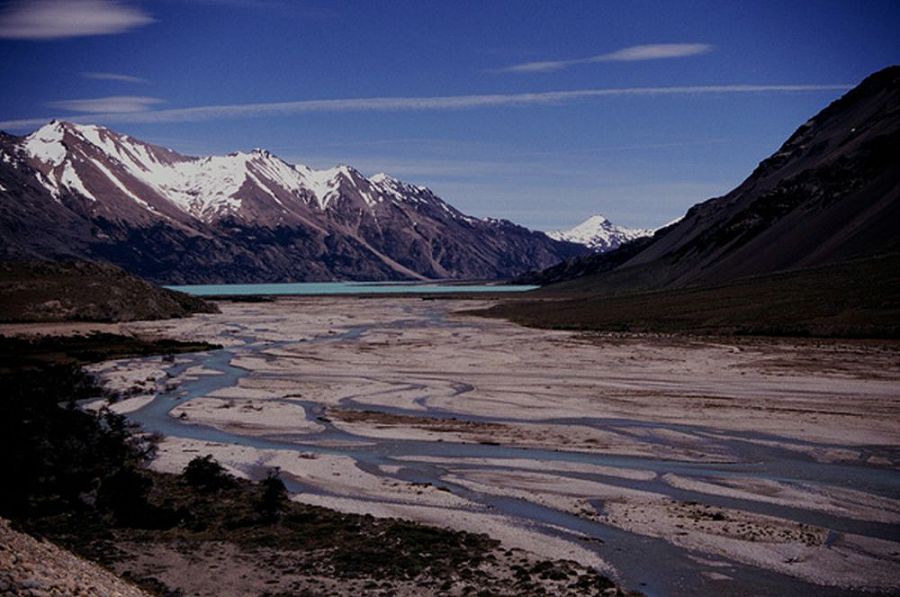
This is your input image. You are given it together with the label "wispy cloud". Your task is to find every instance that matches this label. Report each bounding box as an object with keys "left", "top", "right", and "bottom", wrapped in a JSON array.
[
  {"left": 46, "top": 96, "right": 164, "bottom": 114},
  {"left": 0, "top": 0, "right": 154, "bottom": 40},
  {"left": 82, "top": 71, "right": 148, "bottom": 84},
  {"left": 0, "top": 84, "right": 849, "bottom": 130},
  {"left": 497, "top": 43, "right": 713, "bottom": 73}
]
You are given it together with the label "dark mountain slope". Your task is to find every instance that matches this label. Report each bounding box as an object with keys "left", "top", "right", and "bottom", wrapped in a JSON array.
[
  {"left": 539, "top": 66, "right": 900, "bottom": 296},
  {"left": 482, "top": 67, "right": 900, "bottom": 337}
]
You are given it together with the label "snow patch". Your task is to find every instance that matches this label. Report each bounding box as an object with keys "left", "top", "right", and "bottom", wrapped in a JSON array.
[
  {"left": 22, "top": 121, "right": 67, "bottom": 166},
  {"left": 662, "top": 216, "right": 684, "bottom": 228},
  {"left": 34, "top": 170, "right": 60, "bottom": 199},
  {"left": 60, "top": 162, "right": 96, "bottom": 201}
]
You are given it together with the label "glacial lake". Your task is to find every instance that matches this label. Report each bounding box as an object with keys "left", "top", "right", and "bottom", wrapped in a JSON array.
[{"left": 166, "top": 281, "right": 539, "bottom": 296}]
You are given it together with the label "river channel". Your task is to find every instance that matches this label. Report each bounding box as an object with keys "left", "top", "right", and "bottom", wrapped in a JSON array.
[{"left": 109, "top": 298, "right": 900, "bottom": 596}]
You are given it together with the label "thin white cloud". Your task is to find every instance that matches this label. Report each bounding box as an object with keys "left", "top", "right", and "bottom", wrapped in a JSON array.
[
  {"left": 0, "top": 0, "right": 154, "bottom": 40},
  {"left": 594, "top": 43, "right": 713, "bottom": 62},
  {"left": 499, "top": 43, "right": 713, "bottom": 73},
  {"left": 46, "top": 96, "right": 164, "bottom": 114},
  {"left": 0, "top": 84, "right": 849, "bottom": 130},
  {"left": 82, "top": 71, "right": 148, "bottom": 84}
]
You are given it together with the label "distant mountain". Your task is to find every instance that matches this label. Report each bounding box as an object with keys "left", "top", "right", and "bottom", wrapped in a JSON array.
[
  {"left": 0, "top": 122, "right": 586, "bottom": 283},
  {"left": 529, "top": 66, "right": 900, "bottom": 295},
  {"left": 547, "top": 215, "right": 653, "bottom": 252}
]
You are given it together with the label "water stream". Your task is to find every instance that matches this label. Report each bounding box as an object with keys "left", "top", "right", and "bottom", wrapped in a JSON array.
[{"left": 123, "top": 303, "right": 900, "bottom": 596}]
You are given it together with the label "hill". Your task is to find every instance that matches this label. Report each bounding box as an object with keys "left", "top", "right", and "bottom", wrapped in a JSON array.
[{"left": 0, "top": 260, "right": 217, "bottom": 322}]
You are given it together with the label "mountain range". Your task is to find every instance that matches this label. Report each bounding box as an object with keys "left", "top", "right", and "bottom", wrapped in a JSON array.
[{"left": 0, "top": 123, "right": 590, "bottom": 283}]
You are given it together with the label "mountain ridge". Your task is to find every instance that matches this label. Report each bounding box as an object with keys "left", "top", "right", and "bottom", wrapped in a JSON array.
[{"left": 0, "top": 122, "right": 587, "bottom": 283}]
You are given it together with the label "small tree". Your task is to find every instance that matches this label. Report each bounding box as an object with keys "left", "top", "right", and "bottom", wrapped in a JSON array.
[
  {"left": 258, "top": 468, "right": 288, "bottom": 523},
  {"left": 183, "top": 454, "right": 235, "bottom": 492}
]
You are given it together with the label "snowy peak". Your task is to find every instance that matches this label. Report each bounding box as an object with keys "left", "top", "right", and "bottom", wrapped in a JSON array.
[
  {"left": 2, "top": 121, "right": 592, "bottom": 283},
  {"left": 370, "top": 170, "right": 428, "bottom": 203},
  {"left": 548, "top": 214, "right": 653, "bottom": 252},
  {"left": 25, "top": 121, "right": 183, "bottom": 169},
  {"left": 569, "top": 215, "right": 609, "bottom": 229},
  {"left": 10, "top": 123, "right": 608, "bottom": 239},
  {"left": 22, "top": 121, "right": 68, "bottom": 166},
  {"left": 12, "top": 121, "right": 465, "bottom": 223}
]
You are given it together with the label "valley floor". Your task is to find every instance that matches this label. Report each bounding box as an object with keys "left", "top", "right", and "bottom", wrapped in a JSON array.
[{"left": 29, "top": 297, "right": 900, "bottom": 596}]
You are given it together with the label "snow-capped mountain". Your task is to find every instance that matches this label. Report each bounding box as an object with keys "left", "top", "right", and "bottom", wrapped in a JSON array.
[
  {"left": 548, "top": 215, "right": 653, "bottom": 252},
  {"left": 15, "top": 121, "right": 475, "bottom": 225},
  {"left": 0, "top": 121, "right": 587, "bottom": 283}
]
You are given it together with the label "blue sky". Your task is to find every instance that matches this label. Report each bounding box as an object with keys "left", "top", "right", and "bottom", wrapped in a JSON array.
[{"left": 1, "top": 0, "right": 898, "bottom": 230}]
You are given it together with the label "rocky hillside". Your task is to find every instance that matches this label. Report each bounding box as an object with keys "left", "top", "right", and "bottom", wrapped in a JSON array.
[
  {"left": 535, "top": 66, "right": 900, "bottom": 295},
  {"left": 0, "top": 260, "right": 217, "bottom": 322},
  {"left": 0, "top": 123, "right": 586, "bottom": 283},
  {"left": 0, "top": 517, "right": 149, "bottom": 596}
]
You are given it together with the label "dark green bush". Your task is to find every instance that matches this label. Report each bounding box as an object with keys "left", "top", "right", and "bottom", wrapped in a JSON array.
[
  {"left": 258, "top": 469, "right": 288, "bottom": 522},
  {"left": 0, "top": 364, "right": 153, "bottom": 518},
  {"left": 183, "top": 454, "right": 236, "bottom": 492}
]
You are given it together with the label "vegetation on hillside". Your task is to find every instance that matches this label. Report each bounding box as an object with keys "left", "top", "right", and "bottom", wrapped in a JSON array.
[{"left": 0, "top": 260, "right": 218, "bottom": 323}]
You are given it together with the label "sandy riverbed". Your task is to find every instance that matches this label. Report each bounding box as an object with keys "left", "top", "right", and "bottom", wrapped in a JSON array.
[{"left": 19, "top": 297, "right": 899, "bottom": 595}]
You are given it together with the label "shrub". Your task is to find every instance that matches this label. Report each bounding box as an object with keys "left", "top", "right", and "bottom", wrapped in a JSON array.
[
  {"left": 0, "top": 364, "right": 152, "bottom": 517},
  {"left": 183, "top": 454, "right": 236, "bottom": 492},
  {"left": 258, "top": 468, "right": 288, "bottom": 522}
]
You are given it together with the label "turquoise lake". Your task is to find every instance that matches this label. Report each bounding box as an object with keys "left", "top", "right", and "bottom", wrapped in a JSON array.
[{"left": 166, "top": 281, "right": 539, "bottom": 296}]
